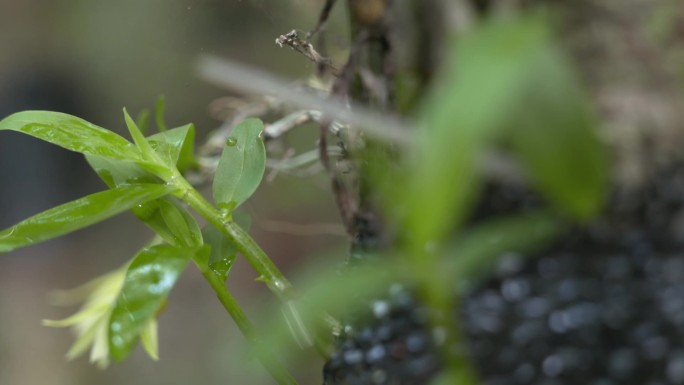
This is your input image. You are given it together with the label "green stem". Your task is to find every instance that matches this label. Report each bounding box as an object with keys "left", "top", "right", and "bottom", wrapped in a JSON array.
[
  {"left": 176, "top": 177, "right": 294, "bottom": 300},
  {"left": 192, "top": 255, "right": 299, "bottom": 385},
  {"left": 170, "top": 173, "right": 316, "bottom": 349}
]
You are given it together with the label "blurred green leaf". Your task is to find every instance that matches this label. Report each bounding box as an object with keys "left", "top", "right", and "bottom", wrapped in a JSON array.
[
  {"left": 0, "top": 110, "right": 141, "bottom": 161},
  {"left": 136, "top": 109, "right": 151, "bottom": 134},
  {"left": 0, "top": 184, "right": 175, "bottom": 253},
  {"left": 402, "top": 15, "right": 553, "bottom": 248},
  {"left": 155, "top": 95, "right": 168, "bottom": 132},
  {"left": 256, "top": 260, "right": 395, "bottom": 361},
  {"left": 447, "top": 212, "right": 562, "bottom": 284},
  {"left": 109, "top": 244, "right": 198, "bottom": 361},
  {"left": 506, "top": 51, "right": 607, "bottom": 219},
  {"left": 213, "top": 118, "right": 266, "bottom": 211}
]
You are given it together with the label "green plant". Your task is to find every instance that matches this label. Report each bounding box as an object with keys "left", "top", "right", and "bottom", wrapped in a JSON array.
[{"left": 0, "top": 12, "right": 607, "bottom": 385}]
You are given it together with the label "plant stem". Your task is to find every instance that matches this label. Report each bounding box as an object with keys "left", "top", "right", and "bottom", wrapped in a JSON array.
[
  {"left": 176, "top": 177, "right": 294, "bottom": 300},
  {"left": 192, "top": 255, "right": 299, "bottom": 385}
]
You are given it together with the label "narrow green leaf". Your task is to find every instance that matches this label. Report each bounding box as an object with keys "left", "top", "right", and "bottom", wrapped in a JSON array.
[
  {"left": 136, "top": 109, "right": 151, "bottom": 134},
  {"left": 147, "top": 124, "right": 196, "bottom": 172},
  {"left": 108, "top": 244, "right": 197, "bottom": 361},
  {"left": 401, "top": 15, "right": 553, "bottom": 248},
  {"left": 0, "top": 111, "right": 141, "bottom": 161},
  {"left": 157, "top": 199, "right": 202, "bottom": 247},
  {"left": 0, "top": 184, "right": 175, "bottom": 253},
  {"left": 507, "top": 50, "right": 607, "bottom": 219},
  {"left": 86, "top": 123, "right": 195, "bottom": 188},
  {"left": 155, "top": 95, "right": 168, "bottom": 132},
  {"left": 212, "top": 118, "right": 266, "bottom": 210},
  {"left": 86, "top": 151, "right": 201, "bottom": 247},
  {"left": 123, "top": 108, "right": 157, "bottom": 162},
  {"left": 131, "top": 198, "right": 203, "bottom": 248}
]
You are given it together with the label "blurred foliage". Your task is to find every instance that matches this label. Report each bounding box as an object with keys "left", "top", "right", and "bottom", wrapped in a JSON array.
[{"left": 0, "top": 2, "right": 625, "bottom": 385}]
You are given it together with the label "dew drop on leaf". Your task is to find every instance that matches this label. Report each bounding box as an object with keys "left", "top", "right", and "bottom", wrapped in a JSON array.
[{"left": 226, "top": 137, "right": 237, "bottom": 147}]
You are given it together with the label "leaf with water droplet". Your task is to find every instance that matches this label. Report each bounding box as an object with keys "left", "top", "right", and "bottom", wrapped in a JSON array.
[
  {"left": 0, "top": 110, "right": 143, "bottom": 161},
  {"left": 0, "top": 184, "right": 175, "bottom": 253},
  {"left": 109, "top": 244, "right": 199, "bottom": 361},
  {"left": 212, "top": 118, "right": 266, "bottom": 211},
  {"left": 201, "top": 225, "right": 237, "bottom": 281}
]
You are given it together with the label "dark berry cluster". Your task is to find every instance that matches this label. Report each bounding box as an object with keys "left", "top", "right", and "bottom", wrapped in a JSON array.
[
  {"left": 324, "top": 164, "right": 684, "bottom": 384},
  {"left": 463, "top": 165, "right": 684, "bottom": 384},
  {"left": 323, "top": 284, "right": 442, "bottom": 385}
]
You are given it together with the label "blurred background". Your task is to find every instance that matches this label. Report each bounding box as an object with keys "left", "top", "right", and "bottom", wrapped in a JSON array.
[{"left": 0, "top": 1, "right": 350, "bottom": 384}]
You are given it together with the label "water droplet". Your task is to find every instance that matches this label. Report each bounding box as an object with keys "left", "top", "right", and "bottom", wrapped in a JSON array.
[
  {"left": 112, "top": 336, "right": 124, "bottom": 346},
  {"left": 273, "top": 279, "right": 287, "bottom": 291},
  {"left": 110, "top": 322, "right": 122, "bottom": 332},
  {"left": 209, "top": 257, "right": 234, "bottom": 281},
  {"left": 226, "top": 137, "right": 237, "bottom": 147}
]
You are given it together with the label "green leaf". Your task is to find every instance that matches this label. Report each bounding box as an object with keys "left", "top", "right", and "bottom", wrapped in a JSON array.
[
  {"left": 0, "top": 184, "right": 175, "bottom": 253},
  {"left": 85, "top": 155, "right": 156, "bottom": 188},
  {"left": 147, "top": 124, "right": 196, "bottom": 172},
  {"left": 212, "top": 118, "right": 266, "bottom": 210},
  {"left": 123, "top": 108, "right": 157, "bottom": 162},
  {"left": 155, "top": 95, "right": 168, "bottom": 132},
  {"left": 86, "top": 124, "right": 195, "bottom": 188},
  {"left": 201, "top": 225, "right": 237, "bottom": 281},
  {"left": 506, "top": 50, "right": 607, "bottom": 219},
  {"left": 447, "top": 212, "right": 562, "bottom": 284},
  {"left": 0, "top": 111, "right": 141, "bottom": 161},
  {"left": 199, "top": 211, "right": 250, "bottom": 281},
  {"left": 401, "top": 15, "right": 554, "bottom": 248},
  {"left": 131, "top": 198, "right": 203, "bottom": 247},
  {"left": 136, "top": 109, "right": 151, "bottom": 134},
  {"left": 157, "top": 198, "right": 202, "bottom": 247},
  {"left": 108, "top": 244, "right": 196, "bottom": 361}
]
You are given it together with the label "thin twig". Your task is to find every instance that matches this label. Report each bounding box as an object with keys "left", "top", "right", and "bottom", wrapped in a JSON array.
[
  {"left": 276, "top": 30, "right": 340, "bottom": 76},
  {"left": 196, "top": 55, "right": 412, "bottom": 146}
]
